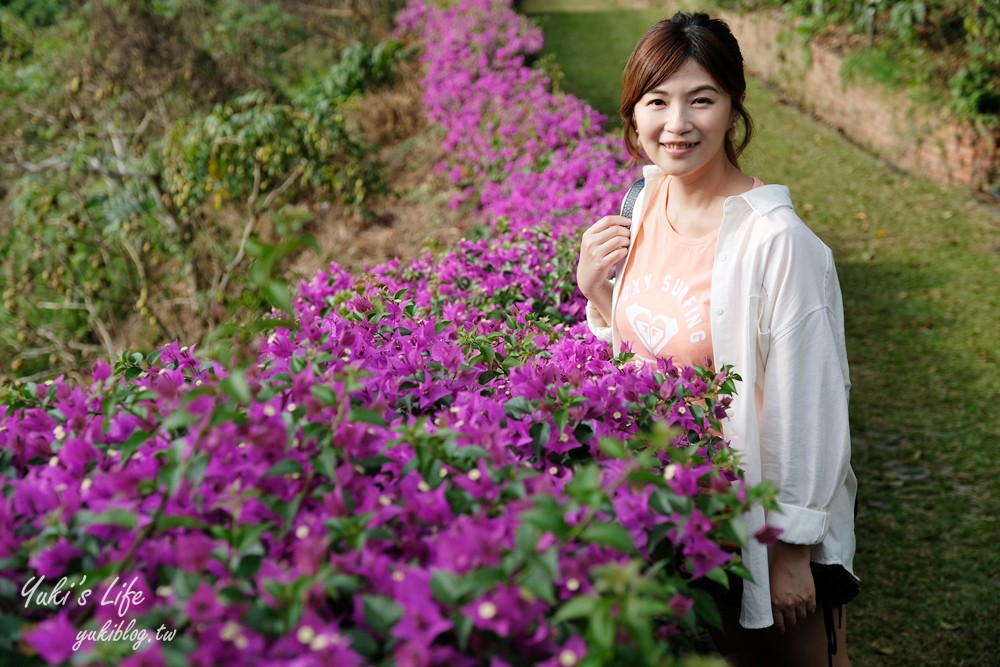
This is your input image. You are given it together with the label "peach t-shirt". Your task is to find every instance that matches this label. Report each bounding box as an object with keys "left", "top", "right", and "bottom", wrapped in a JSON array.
[{"left": 615, "top": 176, "right": 762, "bottom": 369}]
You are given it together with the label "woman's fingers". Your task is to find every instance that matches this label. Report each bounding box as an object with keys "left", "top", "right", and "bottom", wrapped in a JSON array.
[
  {"left": 771, "top": 591, "right": 816, "bottom": 634},
  {"left": 581, "top": 217, "right": 630, "bottom": 262},
  {"left": 577, "top": 215, "right": 632, "bottom": 298},
  {"left": 584, "top": 216, "right": 631, "bottom": 245}
]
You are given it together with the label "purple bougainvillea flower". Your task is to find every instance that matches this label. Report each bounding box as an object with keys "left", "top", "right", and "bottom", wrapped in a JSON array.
[
  {"left": 58, "top": 436, "right": 98, "bottom": 476},
  {"left": 185, "top": 581, "right": 222, "bottom": 626},
  {"left": 390, "top": 568, "right": 453, "bottom": 646},
  {"left": 174, "top": 532, "right": 217, "bottom": 573},
  {"left": 23, "top": 610, "right": 76, "bottom": 664},
  {"left": 537, "top": 635, "right": 588, "bottom": 667},
  {"left": 669, "top": 593, "right": 695, "bottom": 617},
  {"left": 90, "top": 358, "right": 112, "bottom": 383},
  {"left": 684, "top": 534, "right": 733, "bottom": 580},
  {"left": 28, "top": 538, "right": 81, "bottom": 578},
  {"left": 394, "top": 640, "right": 431, "bottom": 667},
  {"left": 121, "top": 643, "right": 167, "bottom": 667},
  {"left": 754, "top": 524, "right": 784, "bottom": 545}
]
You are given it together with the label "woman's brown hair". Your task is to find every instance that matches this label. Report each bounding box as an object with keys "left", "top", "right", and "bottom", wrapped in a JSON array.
[{"left": 620, "top": 12, "right": 754, "bottom": 167}]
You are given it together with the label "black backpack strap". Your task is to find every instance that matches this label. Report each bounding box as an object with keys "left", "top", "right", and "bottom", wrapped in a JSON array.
[{"left": 620, "top": 177, "right": 645, "bottom": 220}]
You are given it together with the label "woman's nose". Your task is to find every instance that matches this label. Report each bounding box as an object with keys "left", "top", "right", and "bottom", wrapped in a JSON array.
[{"left": 664, "top": 105, "right": 690, "bottom": 134}]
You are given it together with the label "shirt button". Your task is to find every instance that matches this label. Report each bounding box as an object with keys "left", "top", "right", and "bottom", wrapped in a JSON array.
[
  {"left": 715, "top": 307, "right": 725, "bottom": 316},
  {"left": 719, "top": 253, "right": 728, "bottom": 261}
]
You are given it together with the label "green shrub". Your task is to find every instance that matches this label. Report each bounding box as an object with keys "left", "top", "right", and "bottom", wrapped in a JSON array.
[
  {"left": 163, "top": 90, "right": 384, "bottom": 216},
  {"left": 738, "top": 0, "right": 1000, "bottom": 118},
  {"left": 0, "top": 39, "right": 404, "bottom": 383},
  {"left": 0, "top": 0, "right": 71, "bottom": 27}
]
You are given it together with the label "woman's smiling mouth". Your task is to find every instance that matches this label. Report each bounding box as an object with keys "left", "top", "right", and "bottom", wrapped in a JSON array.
[{"left": 662, "top": 142, "right": 699, "bottom": 151}]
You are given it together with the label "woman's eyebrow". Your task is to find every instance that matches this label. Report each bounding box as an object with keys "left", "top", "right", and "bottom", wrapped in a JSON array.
[{"left": 646, "top": 84, "right": 721, "bottom": 96}]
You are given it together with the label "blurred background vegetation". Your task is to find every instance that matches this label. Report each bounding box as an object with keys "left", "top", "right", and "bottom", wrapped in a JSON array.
[
  {"left": 2, "top": 0, "right": 998, "bottom": 383},
  {"left": 0, "top": 0, "right": 409, "bottom": 383},
  {"left": 730, "top": 0, "right": 1000, "bottom": 118}
]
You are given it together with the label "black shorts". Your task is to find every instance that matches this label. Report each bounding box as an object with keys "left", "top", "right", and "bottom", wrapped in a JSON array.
[
  {"left": 721, "top": 562, "right": 860, "bottom": 609},
  {"left": 713, "top": 562, "right": 859, "bottom": 667}
]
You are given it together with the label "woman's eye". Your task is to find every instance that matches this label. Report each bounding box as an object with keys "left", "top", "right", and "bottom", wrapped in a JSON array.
[{"left": 693, "top": 97, "right": 713, "bottom": 105}]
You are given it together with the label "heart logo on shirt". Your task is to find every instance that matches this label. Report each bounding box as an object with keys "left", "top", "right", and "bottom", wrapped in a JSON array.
[{"left": 625, "top": 303, "right": 678, "bottom": 357}]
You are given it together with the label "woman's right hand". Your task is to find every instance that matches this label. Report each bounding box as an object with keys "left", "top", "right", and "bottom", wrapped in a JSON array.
[
  {"left": 577, "top": 215, "right": 632, "bottom": 321},
  {"left": 577, "top": 215, "right": 631, "bottom": 296}
]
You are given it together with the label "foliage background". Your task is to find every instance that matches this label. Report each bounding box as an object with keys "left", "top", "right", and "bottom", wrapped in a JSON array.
[{"left": 0, "top": 0, "right": 406, "bottom": 383}]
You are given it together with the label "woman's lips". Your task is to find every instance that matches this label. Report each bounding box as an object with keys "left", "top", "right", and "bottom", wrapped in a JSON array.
[{"left": 661, "top": 141, "right": 699, "bottom": 154}]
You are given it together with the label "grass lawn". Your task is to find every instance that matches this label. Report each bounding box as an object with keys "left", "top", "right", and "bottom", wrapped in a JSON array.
[{"left": 523, "top": 4, "right": 1000, "bottom": 665}]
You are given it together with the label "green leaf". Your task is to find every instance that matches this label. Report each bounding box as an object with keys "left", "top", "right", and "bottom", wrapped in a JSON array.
[
  {"left": 171, "top": 570, "right": 202, "bottom": 600},
  {"left": 264, "top": 459, "right": 304, "bottom": 478},
  {"left": 263, "top": 578, "right": 287, "bottom": 602},
  {"left": 430, "top": 569, "right": 467, "bottom": 605},
  {"left": 265, "top": 280, "right": 293, "bottom": 315},
  {"left": 503, "top": 396, "right": 534, "bottom": 419},
  {"left": 553, "top": 595, "right": 599, "bottom": 621},
  {"left": 219, "top": 585, "right": 250, "bottom": 604},
  {"left": 589, "top": 599, "right": 616, "bottom": 655},
  {"left": 477, "top": 369, "right": 502, "bottom": 384},
  {"left": 519, "top": 506, "right": 568, "bottom": 537},
  {"left": 621, "top": 596, "right": 661, "bottom": 660},
  {"left": 650, "top": 487, "right": 691, "bottom": 516},
  {"left": 454, "top": 613, "right": 473, "bottom": 650},
  {"left": 718, "top": 516, "right": 750, "bottom": 550},
  {"left": 310, "top": 384, "right": 338, "bottom": 406},
  {"left": 529, "top": 421, "right": 551, "bottom": 455},
  {"left": 235, "top": 522, "right": 272, "bottom": 552},
  {"left": 75, "top": 508, "right": 137, "bottom": 530},
  {"left": 220, "top": 368, "right": 251, "bottom": 404},
  {"left": 290, "top": 355, "right": 309, "bottom": 374},
  {"left": 553, "top": 407, "right": 569, "bottom": 432},
  {"left": 162, "top": 408, "right": 198, "bottom": 433},
  {"left": 598, "top": 438, "right": 627, "bottom": 458},
  {"left": 705, "top": 566, "right": 729, "bottom": 587},
  {"left": 235, "top": 554, "right": 263, "bottom": 578},
  {"left": 582, "top": 521, "right": 635, "bottom": 554},
  {"left": 119, "top": 429, "right": 153, "bottom": 463},
  {"left": 690, "top": 586, "right": 723, "bottom": 630},
  {"left": 361, "top": 594, "right": 404, "bottom": 635},
  {"left": 514, "top": 521, "right": 540, "bottom": 560},
  {"left": 626, "top": 468, "right": 666, "bottom": 488},
  {"left": 342, "top": 627, "right": 379, "bottom": 657},
  {"left": 566, "top": 465, "right": 602, "bottom": 504},
  {"left": 157, "top": 514, "right": 206, "bottom": 530},
  {"left": 464, "top": 567, "right": 505, "bottom": 597},
  {"left": 348, "top": 407, "right": 385, "bottom": 425},
  {"left": 314, "top": 450, "right": 337, "bottom": 480},
  {"left": 521, "top": 558, "right": 557, "bottom": 605}
]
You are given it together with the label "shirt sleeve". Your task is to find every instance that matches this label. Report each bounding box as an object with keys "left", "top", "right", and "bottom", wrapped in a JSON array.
[
  {"left": 758, "top": 249, "right": 852, "bottom": 545},
  {"left": 585, "top": 298, "right": 614, "bottom": 343}
]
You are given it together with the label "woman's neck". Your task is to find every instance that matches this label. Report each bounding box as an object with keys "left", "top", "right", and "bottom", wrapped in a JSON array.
[{"left": 664, "top": 163, "right": 754, "bottom": 238}]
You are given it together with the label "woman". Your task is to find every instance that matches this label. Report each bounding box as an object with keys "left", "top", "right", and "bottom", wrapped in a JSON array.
[{"left": 577, "top": 12, "right": 859, "bottom": 667}]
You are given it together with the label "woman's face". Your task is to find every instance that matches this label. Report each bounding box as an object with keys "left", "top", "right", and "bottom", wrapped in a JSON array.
[{"left": 633, "top": 58, "right": 735, "bottom": 179}]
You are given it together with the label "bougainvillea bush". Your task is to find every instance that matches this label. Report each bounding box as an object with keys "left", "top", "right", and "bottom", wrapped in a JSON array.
[{"left": 0, "top": 1, "right": 776, "bottom": 665}]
